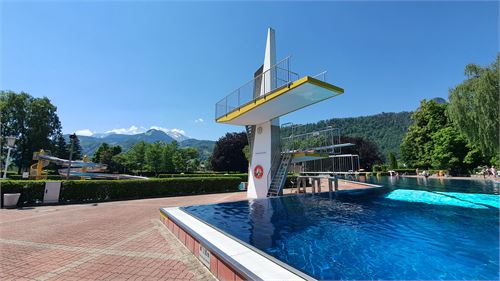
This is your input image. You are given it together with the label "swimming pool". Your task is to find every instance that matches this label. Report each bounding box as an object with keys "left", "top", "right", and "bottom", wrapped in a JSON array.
[{"left": 183, "top": 178, "right": 499, "bottom": 280}]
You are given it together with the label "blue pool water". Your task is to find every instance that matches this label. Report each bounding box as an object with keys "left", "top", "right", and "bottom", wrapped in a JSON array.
[{"left": 183, "top": 178, "right": 499, "bottom": 280}]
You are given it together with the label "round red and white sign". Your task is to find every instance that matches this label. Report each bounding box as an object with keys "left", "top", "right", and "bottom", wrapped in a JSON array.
[{"left": 253, "top": 165, "right": 264, "bottom": 179}]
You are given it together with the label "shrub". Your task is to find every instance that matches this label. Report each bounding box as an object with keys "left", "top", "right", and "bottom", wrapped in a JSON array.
[
  {"left": 60, "top": 177, "right": 242, "bottom": 203},
  {"left": 0, "top": 180, "right": 46, "bottom": 206},
  {"left": 372, "top": 165, "right": 383, "bottom": 172},
  {"left": 158, "top": 173, "right": 248, "bottom": 181},
  {"left": 1, "top": 177, "right": 242, "bottom": 207}
]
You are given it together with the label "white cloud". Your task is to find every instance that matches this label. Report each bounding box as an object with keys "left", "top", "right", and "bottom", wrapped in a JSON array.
[
  {"left": 194, "top": 118, "right": 204, "bottom": 123},
  {"left": 150, "top": 126, "right": 186, "bottom": 136},
  {"left": 75, "top": 129, "right": 94, "bottom": 136},
  {"left": 169, "top": 128, "right": 186, "bottom": 135},
  {"left": 105, "top": 125, "right": 145, "bottom": 135},
  {"left": 76, "top": 125, "right": 188, "bottom": 138}
]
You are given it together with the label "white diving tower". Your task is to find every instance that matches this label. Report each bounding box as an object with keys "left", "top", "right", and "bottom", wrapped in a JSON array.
[{"left": 215, "top": 28, "right": 344, "bottom": 199}]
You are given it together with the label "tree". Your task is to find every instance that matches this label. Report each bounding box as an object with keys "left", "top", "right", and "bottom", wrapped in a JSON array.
[
  {"left": 161, "top": 142, "right": 177, "bottom": 172},
  {"left": 340, "top": 136, "right": 383, "bottom": 171},
  {"left": 91, "top": 143, "right": 122, "bottom": 172},
  {"left": 448, "top": 55, "right": 499, "bottom": 164},
  {"left": 111, "top": 153, "right": 131, "bottom": 173},
  {"left": 92, "top": 143, "right": 110, "bottom": 163},
  {"left": 430, "top": 126, "right": 469, "bottom": 174},
  {"left": 54, "top": 134, "right": 69, "bottom": 159},
  {"left": 0, "top": 91, "right": 63, "bottom": 173},
  {"left": 210, "top": 132, "right": 248, "bottom": 172},
  {"left": 400, "top": 99, "right": 448, "bottom": 168},
  {"left": 173, "top": 147, "right": 199, "bottom": 172},
  {"left": 69, "top": 137, "right": 83, "bottom": 160},
  {"left": 400, "top": 97, "right": 490, "bottom": 174},
  {"left": 146, "top": 142, "right": 163, "bottom": 176},
  {"left": 388, "top": 152, "right": 398, "bottom": 170},
  {"left": 128, "top": 141, "right": 147, "bottom": 174}
]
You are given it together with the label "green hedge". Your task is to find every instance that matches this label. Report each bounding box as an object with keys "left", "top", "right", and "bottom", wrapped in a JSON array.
[
  {"left": 392, "top": 169, "right": 446, "bottom": 175},
  {"left": 1, "top": 180, "right": 47, "bottom": 206},
  {"left": 158, "top": 173, "right": 248, "bottom": 181},
  {"left": 1, "top": 177, "right": 242, "bottom": 207}
]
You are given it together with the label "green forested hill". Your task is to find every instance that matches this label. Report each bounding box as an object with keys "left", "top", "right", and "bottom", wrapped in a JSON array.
[{"left": 301, "top": 112, "right": 412, "bottom": 159}]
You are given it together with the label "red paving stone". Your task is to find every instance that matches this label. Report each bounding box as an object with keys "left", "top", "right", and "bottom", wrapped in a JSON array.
[
  {"left": 0, "top": 192, "right": 247, "bottom": 281},
  {"left": 0, "top": 182, "right": 371, "bottom": 280}
]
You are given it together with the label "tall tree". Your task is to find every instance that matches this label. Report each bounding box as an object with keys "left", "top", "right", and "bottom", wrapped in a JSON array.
[
  {"left": 430, "top": 126, "right": 469, "bottom": 174},
  {"left": 69, "top": 136, "right": 83, "bottom": 160},
  {"left": 173, "top": 147, "right": 199, "bottom": 172},
  {"left": 340, "top": 136, "right": 383, "bottom": 170},
  {"left": 54, "top": 134, "right": 69, "bottom": 159},
  {"left": 161, "top": 142, "right": 177, "bottom": 172},
  {"left": 0, "top": 91, "right": 63, "bottom": 172},
  {"left": 388, "top": 152, "right": 398, "bottom": 170},
  {"left": 448, "top": 55, "right": 499, "bottom": 164},
  {"left": 210, "top": 132, "right": 248, "bottom": 172},
  {"left": 129, "top": 141, "right": 147, "bottom": 174},
  {"left": 145, "top": 142, "right": 163, "bottom": 176},
  {"left": 92, "top": 143, "right": 110, "bottom": 163},
  {"left": 400, "top": 98, "right": 487, "bottom": 174},
  {"left": 400, "top": 99, "right": 448, "bottom": 168},
  {"left": 92, "top": 143, "right": 123, "bottom": 172}
]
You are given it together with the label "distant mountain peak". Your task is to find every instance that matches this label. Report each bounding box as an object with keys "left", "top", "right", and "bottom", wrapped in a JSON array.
[{"left": 75, "top": 126, "right": 189, "bottom": 142}]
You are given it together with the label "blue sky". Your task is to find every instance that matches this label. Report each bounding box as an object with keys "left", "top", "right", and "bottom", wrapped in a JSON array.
[{"left": 1, "top": 1, "right": 498, "bottom": 140}]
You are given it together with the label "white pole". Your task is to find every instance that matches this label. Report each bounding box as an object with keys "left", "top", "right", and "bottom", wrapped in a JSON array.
[{"left": 2, "top": 147, "right": 12, "bottom": 179}]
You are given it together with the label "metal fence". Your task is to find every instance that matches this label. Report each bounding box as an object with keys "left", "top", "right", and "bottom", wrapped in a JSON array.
[
  {"left": 280, "top": 123, "right": 341, "bottom": 154},
  {"left": 215, "top": 56, "right": 299, "bottom": 119}
]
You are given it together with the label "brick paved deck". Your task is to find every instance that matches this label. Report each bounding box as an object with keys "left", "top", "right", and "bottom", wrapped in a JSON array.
[
  {"left": 0, "top": 181, "right": 376, "bottom": 280},
  {"left": 0, "top": 192, "right": 247, "bottom": 281}
]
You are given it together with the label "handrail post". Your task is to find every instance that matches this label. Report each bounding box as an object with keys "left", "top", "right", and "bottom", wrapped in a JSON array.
[{"left": 287, "top": 57, "right": 290, "bottom": 84}]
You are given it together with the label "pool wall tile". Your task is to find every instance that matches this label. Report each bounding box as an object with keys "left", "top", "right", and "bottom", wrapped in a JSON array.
[
  {"left": 194, "top": 240, "right": 200, "bottom": 257},
  {"left": 173, "top": 223, "right": 179, "bottom": 237},
  {"left": 186, "top": 234, "right": 195, "bottom": 253},
  {"left": 210, "top": 254, "right": 218, "bottom": 275},
  {"left": 168, "top": 218, "right": 174, "bottom": 231},
  {"left": 217, "top": 259, "right": 235, "bottom": 281},
  {"left": 179, "top": 228, "right": 186, "bottom": 244}
]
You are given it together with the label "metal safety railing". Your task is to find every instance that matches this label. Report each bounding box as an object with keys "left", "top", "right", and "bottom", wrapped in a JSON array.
[
  {"left": 215, "top": 56, "right": 299, "bottom": 119},
  {"left": 280, "top": 124, "right": 341, "bottom": 154}
]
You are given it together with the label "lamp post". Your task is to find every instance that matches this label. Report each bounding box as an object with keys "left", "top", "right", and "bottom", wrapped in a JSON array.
[
  {"left": 66, "top": 134, "right": 78, "bottom": 180},
  {"left": 3, "top": 136, "right": 16, "bottom": 179}
]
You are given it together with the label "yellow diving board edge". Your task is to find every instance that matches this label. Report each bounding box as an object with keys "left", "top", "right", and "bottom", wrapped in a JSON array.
[{"left": 216, "top": 76, "right": 344, "bottom": 123}]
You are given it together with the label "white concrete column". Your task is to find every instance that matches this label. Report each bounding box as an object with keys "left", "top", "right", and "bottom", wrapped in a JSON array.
[
  {"left": 247, "top": 28, "right": 280, "bottom": 199},
  {"left": 247, "top": 121, "right": 273, "bottom": 198},
  {"left": 261, "top": 27, "right": 276, "bottom": 96}
]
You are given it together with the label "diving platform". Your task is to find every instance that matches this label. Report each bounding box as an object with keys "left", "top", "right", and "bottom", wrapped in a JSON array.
[
  {"left": 215, "top": 28, "right": 345, "bottom": 199},
  {"left": 216, "top": 76, "right": 344, "bottom": 125}
]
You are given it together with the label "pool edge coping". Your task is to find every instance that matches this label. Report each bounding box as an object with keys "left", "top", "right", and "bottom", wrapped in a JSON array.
[{"left": 160, "top": 206, "right": 315, "bottom": 281}]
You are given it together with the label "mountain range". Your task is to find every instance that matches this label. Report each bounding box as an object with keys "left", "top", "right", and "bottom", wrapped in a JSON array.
[
  {"left": 70, "top": 129, "right": 215, "bottom": 160},
  {"left": 72, "top": 111, "right": 413, "bottom": 162},
  {"left": 302, "top": 111, "right": 413, "bottom": 158}
]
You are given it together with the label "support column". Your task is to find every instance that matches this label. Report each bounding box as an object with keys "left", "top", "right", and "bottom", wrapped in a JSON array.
[{"left": 247, "top": 27, "right": 279, "bottom": 199}]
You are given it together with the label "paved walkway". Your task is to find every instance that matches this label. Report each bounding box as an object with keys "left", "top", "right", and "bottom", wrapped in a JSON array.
[
  {"left": 0, "top": 192, "right": 246, "bottom": 281},
  {"left": 0, "top": 181, "right": 374, "bottom": 281}
]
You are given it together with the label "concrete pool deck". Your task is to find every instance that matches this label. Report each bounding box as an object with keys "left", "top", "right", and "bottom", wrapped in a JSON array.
[{"left": 0, "top": 180, "right": 376, "bottom": 281}]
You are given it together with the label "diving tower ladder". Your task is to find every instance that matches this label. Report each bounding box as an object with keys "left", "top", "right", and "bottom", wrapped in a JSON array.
[{"left": 267, "top": 153, "right": 293, "bottom": 197}]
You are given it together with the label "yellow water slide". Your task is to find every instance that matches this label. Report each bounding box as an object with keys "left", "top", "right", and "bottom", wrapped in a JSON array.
[{"left": 30, "top": 150, "right": 50, "bottom": 180}]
